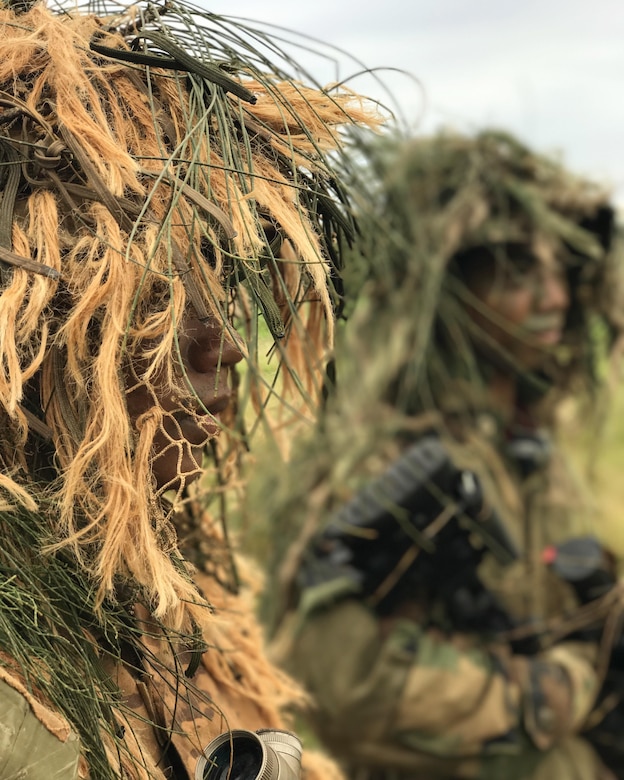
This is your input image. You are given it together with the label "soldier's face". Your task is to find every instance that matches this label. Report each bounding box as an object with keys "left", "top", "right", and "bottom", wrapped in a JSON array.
[
  {"left": 125, "top": 316, "right": 243, "bottom": 491},
  {"left": 463, "top": 235, "right": 570, "bottom": 370}
]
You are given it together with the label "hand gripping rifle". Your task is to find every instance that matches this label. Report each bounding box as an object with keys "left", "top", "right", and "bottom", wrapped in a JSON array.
[
  {"left": 542, "top": 537, "right": 624, "bottom": 772},
  {"left": 297, "top": 433, "right": 520, "bottom": 632},
  {"left": 298, "top": 438, "right": 624, "bottom": 771}
]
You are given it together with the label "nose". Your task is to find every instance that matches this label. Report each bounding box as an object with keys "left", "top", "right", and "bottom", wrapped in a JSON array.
[
  {"left": 183, "top": 317, "right": 244, "bottom": 374},
  {"left": 535, "top": 267, "right": 569, "bottom": 312}
]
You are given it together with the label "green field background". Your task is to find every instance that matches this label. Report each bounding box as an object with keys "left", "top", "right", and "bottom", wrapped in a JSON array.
[{"left": 568, "top": 384, "right": 624, "bottom": 558}]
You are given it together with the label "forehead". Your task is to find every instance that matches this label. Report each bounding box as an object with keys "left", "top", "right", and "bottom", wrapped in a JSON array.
[
  {"left": 458, "top": 234, "right": 566, "bottom": 274},
  {"left": 523, "top": 234, "right": 565, "bottom": 269}
]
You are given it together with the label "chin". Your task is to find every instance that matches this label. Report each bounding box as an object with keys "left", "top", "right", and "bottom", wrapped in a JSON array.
[
  {"left": 524, "top": 348, "right": 557, "bottom": 372},
  {"left": 151, "top": 445, "right": 204, "bottom": 493}
]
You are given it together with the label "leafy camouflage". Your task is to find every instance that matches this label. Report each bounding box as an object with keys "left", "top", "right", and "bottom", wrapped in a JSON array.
[
  {"left": 255, "top": 131, "right": 623, "bottom": 779},
  {"left": 0, "top": 0, "right": 382, "bottom": 777}
]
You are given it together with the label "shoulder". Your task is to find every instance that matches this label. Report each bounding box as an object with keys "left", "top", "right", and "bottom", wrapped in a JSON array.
[{"left": 0, "top": 672, "right": 82, "bottom": 779}]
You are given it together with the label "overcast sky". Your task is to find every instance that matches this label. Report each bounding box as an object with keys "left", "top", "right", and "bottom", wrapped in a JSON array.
[{"left": 202, "top": 0, "right": 624, "bottom": 204}]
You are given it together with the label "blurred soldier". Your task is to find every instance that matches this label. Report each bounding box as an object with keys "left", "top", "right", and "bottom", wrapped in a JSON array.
[
  {"left": 262, "top": 130, "right": 624, "bottom": 780},
  {"left": 0, "top": 0, "right": 380, "bottom": 777}
]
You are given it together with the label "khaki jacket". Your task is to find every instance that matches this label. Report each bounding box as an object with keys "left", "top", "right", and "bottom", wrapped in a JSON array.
[
  {"left": 0, "top": 569, "right": 338, "bottom": 780},
  {"left": 276, "top": 417, "right": 615, "bottom": 780}
]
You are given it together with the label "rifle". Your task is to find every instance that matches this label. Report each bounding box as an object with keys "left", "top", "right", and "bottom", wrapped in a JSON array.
[
  {"left": 298, "top": 433, "right": 519, "bottom": 632},
  {"left": 543, "top": 537, "right": 624, "bottom": 773},
  {"left": 298, "top": 439, "right": 624, "bottom": 771}
]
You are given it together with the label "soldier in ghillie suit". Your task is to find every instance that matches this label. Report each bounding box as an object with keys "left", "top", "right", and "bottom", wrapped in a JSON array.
[
  {"left": 0, "top": 0, "right": 381, "bottom": 777},
  {"left": 259, "top": 130, "right": 624, "bottom": 780}
]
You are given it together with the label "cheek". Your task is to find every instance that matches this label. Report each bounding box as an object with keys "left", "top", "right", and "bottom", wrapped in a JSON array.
[
  {"left": 125, "top": 383, "right": 202, "bottom": 490},
  {"left": 150, "top": 429, "right": 203, "bottom": 490},
  {"left": 125, "top": 383, "right": 154, "bottom": 419},
  {"left": 483, "top": 288, "right": 533, "bottom": 328}
]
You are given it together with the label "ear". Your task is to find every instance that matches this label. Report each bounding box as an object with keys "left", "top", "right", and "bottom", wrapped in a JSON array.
[{"left": 579, "top": 205, "right": 615, "bottom": 252}]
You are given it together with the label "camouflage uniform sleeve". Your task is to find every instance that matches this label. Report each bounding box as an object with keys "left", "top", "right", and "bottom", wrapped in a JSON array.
[
  {"left": 0, "top": 678, "right": 82, "bottom": 779},
  {"left": 285, "top": 598, "right": 600, "bottom": 777}
]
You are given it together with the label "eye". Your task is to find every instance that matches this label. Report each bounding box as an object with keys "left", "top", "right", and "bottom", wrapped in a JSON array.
[
  {"left": 496, "top": 244, "right": 537, "bottom": 288},
  {"left": 505, "top": 244, "right": 535, "bottom": 272},
  {"left": 259, "top": 215, "right": 283, "bottom": 257},
  {"left": 199, "top": 238, "right": 217, "bottom": 270}
]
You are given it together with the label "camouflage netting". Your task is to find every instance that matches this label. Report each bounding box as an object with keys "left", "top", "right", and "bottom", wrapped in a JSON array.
[
  {"left": 338, "top": 131, "right": 622, "bottom": 412},
  {"left": 252, "top": 128, "right": 624, "bottom": 633},
  {"left": 0, "top": 0, "right": 383, "bottom": 776},
  {"left": 0, "top": 0, "right": 382, "bottom": 615}
]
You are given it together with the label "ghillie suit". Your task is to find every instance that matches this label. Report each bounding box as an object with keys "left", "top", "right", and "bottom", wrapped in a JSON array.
[
  {"left": 257, "top": 131, "right": 624, "bottom": 780},
  {"left": 0, "top": 0, "right": 381, "bottom": 777}
]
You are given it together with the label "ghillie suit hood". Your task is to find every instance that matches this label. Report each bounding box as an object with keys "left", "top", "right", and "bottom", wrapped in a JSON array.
[
  {"left": 339, "top": 129, "right": 621, "bottom": 421},
  {"left": 0, "top": 0, "right": 381, "bottom": 618},
  {"left": 254, "top": 129, "right": 623, "bottom": 633},
  {"left": 0, "top": 2, "right": 382, "bottom": 776}
]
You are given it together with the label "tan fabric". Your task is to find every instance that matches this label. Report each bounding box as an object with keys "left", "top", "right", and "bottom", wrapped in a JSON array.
[
  {"left": 0, "top": 679, "right": 82, "bottom": 780},
  {"left": 0, "top": 567, "right": 339, "bottom": 780},
  {"left": 0, "top": 662, "right": 74, "bottom": 744},
  {"left": 102, "top": 569, "right": 340, "bottom": 780}
]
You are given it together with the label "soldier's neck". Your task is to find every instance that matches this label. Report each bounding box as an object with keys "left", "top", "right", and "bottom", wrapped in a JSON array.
[{"left": 486, "top": 372, "right": 518, "bottom": 426}]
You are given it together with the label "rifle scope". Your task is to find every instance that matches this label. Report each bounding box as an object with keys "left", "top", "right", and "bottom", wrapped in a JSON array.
[{"left": 195, "top": 729, "right": 302, "bottom": 780}]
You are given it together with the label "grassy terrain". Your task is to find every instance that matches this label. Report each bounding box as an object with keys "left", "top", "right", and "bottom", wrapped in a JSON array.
[{"left": 571, "top": 385, "right": 624, "bottom": 557}]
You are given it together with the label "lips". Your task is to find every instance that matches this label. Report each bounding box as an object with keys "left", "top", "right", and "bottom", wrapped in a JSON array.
[
  {"left": 525, "top": 326, "right": 564, "bottom": 346},
  {"left": 522, "top": 315, "right": 565, "bottom": 346},
  {"left": 531, "top": 329, "right": 563, "bottom": 346},
  {"left": 523, "top": 314, "right": 564, "bottom": 332},
  {"left": 173, "top": 414, "right": 217, "bottom": 445},
  {"left": 197, "top": 394, "right": 231, "bottom": 417},
  {"left": 168, "top": 393, "right": 231, "bottom": 445}
]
